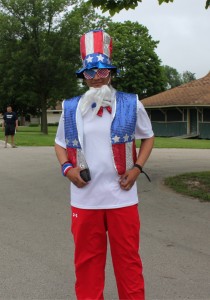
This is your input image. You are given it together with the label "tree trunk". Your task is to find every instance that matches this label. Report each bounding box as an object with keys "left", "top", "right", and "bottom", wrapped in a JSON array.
[
  {"left": 41, "top": 98, "right": 48, "bottom": 134},
  {"left": 20, "top": 115, "right": 25, "bottom": 126}
]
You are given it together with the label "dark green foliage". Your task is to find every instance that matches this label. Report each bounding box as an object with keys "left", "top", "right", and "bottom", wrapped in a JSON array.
[
  {"left": 162, "top": 65, "right": 196, "bottom": 89},
  {"left": 90, "top": 0, "right": 209, "bottom": 15},
  {"left": 0, "top": 0, "right": 110, "bottom": 133},
  {"left": 108, "top": 21, "right": 166, "bottom": 98}
]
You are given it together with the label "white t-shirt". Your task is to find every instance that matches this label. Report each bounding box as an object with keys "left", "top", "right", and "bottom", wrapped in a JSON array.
[{"left": 55, "top": 95, "right": 154, "bottom": 209}]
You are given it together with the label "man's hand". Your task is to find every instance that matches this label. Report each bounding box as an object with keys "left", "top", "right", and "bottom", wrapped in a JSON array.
[
  {"left": 119, "top": 168, "right": 140, "bottom": 191},
  {"left": 66, "top": 166, "right": 89, "bottom": 188}
]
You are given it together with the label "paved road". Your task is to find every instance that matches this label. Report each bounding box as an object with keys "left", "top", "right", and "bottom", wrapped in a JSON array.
[{"left": 0, "top": 143, "right": 210, "bottom": 300}]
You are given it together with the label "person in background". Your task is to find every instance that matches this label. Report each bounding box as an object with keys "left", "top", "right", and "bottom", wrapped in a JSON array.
[
  {"left": 2, "top": 105, "right": 18, "bottom": 148},
  {"left": 54, "top": 29, "right": 154, "bottom": 300}
]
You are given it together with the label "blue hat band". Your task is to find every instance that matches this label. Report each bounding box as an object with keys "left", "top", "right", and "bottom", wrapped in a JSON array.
[
  {"left": 76, "top": 53, "right": 117, "bottom": 77},
  {"left": 83, "top": 53, "right": 111, "bottom": 67}
]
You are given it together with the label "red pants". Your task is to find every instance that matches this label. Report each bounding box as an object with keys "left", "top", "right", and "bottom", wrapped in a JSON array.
[{"left": 71, "top": 204, "right": 145, "bottom": 300}]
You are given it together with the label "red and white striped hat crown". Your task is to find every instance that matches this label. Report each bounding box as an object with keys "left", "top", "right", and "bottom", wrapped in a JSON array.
[{"left": 76, "top": 29, "right": 117, "bottom": 77}]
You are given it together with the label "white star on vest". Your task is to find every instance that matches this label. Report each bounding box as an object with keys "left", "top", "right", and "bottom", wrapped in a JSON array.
[
  {"left": 131, "top": 133, "right": 135, "bottom": 140},
  {"left": 123, "top": 134, "right": 129, "bottom": 142},
  {"left": 112, "top": 135, "right": 120, "bottom": 143},
  {"left": 73, "top": 139, "right": 79, "bottom": 146}
]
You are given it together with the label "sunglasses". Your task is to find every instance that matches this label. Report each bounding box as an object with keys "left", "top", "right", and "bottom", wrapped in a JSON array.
[{"left": 83, "top": 68, "right": 110, "bottom": 79}]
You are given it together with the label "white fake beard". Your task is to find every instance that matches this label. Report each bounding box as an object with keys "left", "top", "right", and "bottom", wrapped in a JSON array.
[{"left": 80, "top": 84, "right": 114, "bottom": 117}]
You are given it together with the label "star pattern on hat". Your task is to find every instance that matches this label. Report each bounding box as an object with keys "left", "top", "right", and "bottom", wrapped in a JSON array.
[
  {"left": 84, "top": 53, "right": 110, "bottom": 66},
  {"left": 86, "top": 55, "right": 93, "bottom": 63},
  {"left": 77, "top": 30, "right": 116, "bottom": 75},
  {"left": 97, "top": 54, "right": 104, "bottom": 62}
]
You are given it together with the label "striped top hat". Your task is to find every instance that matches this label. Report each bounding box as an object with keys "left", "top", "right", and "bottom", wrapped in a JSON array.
[{"left": 76, "top": 29, "right": 117, "bottom": 78}]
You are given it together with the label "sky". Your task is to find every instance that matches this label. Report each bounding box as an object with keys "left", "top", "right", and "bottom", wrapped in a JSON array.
[{"left": 105, "top": 0, "right": 210, "bottom": 79}]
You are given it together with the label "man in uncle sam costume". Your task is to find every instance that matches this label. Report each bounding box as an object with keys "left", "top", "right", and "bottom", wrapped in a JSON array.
[{"left": 55, "top": 29, "right": 154, "bottom": 300}]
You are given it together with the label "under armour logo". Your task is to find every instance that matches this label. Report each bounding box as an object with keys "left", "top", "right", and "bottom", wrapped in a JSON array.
[{"left": 73, "top": 213, "right": 78, "bottom": 218}]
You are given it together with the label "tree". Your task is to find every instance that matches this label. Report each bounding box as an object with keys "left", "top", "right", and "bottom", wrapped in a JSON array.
[
  {"left": 89, "top": 0, "right": 209, "bottom": 15},
  {"left": 162, "top": 65, "right": 196, "bottom": 89},
  {"left": 0, "top": 0, "right": 111, "bottom": 133},
  {"left": 108, "top": 21, "right": 166, "bottom": 98},
  {"left": 0, "top": 0, "right": 79, "bottom": 133},
  {"left": 182, "top": 70, "right": 196, "bottom": 84},
  {"left": 162, "top": 65, "right": 182, "bottom": 89}
]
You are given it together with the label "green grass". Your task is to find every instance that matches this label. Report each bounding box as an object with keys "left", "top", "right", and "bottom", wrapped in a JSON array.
[
  {"left": 0, "top": 126, "right": 57, "bottom": 146},
  {"left": 1, "top": 126, "right": 210, "bottom": 147},
  {"left": 165, "top": 172, "right": 210, "bottom": 202},
  {"left": 153, "top": 137, "right": 210, "bottom": 149},
  {"left": 137, "top": 137, "right": 210, "bottom": 149}
]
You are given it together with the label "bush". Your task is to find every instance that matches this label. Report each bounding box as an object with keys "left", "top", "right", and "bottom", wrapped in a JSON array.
[{"left": 48, "top": 123, "right": 59, "bottom": 126}]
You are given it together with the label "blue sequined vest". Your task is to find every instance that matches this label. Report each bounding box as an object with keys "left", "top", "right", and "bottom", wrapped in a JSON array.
[{"left": 64, "top": 91, "right": 137, "bottom": 175}]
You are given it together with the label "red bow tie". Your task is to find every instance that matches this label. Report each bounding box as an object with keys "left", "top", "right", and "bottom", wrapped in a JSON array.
[{"left": 97, "top": 106, "right": 112, "bottom": 117}]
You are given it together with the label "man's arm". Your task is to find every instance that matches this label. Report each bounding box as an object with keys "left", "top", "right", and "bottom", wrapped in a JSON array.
[
  {"left": 54, "top": 143, "right": 69, "bottom": 166},
  {"left": 54, "top": 143, "right": 88, "bottom": 188},
  {"left": 119, "top": 135, "right": 154, "bottom": 190},
  {"left": 135, "top": 136, "right": 154, "bottom": 167}
]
